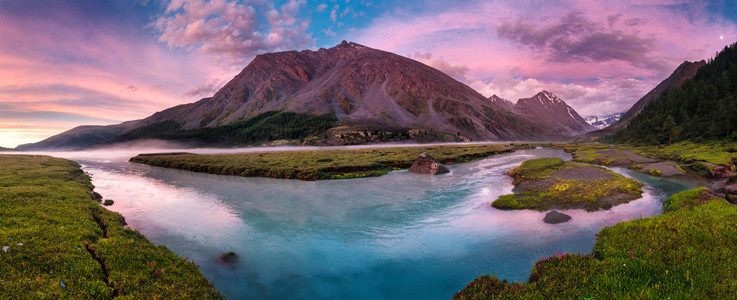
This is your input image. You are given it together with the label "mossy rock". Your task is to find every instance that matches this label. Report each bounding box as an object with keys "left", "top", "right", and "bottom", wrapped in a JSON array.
[
  {"left": 647, "top": 169, "right": 661, "bottom": 176},
  {"left": 103, "top": 199, "right": 114, "bottom": 206}
]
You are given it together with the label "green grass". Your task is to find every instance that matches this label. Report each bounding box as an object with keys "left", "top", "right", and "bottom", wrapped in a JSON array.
[
  {"left": 492, "top": 158, "right": 644, "bottom": 211},
  {"left": 457, "top": 189, "right": 737, "bottom": 299},
  {"left": 0, "top": 155, "right": 222, "bottom": 299},
  {"left": 662, "top": 187, "right": 712, "bottom": 212},
  {"left": 554, "top": 143, "right": 617, "bottom": 165},
  {"left": 130, "top": 143, "right": 542, "bottom": 181},
  {"left": 506, "top": 157, "right": 565, "bottom": 183},
  {"left": 631, "top": 141, "right": 737, "bottom": 167}
]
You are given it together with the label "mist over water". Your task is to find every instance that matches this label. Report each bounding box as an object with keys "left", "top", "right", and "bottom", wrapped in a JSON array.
[{"left": 9, "top": 146, "right": 698, "bottom": 299}]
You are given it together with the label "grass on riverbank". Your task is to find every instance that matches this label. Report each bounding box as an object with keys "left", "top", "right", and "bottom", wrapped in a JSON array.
[
  {"left": 630, "top": 141, "right": 737, "bottom": 169},
  {"left": 456, "top": 191, "right": 737, "bottom": 299},
  {"left": 492, "top": 158, "right": 644, "bottom": 211},
  {"left": 559, "top": 142, "right": 737, "bottom": 170},
  {"left": 457, "top": 188, "right": 737, "bottom": 299},
  {"left": 0, "top": 155, "right": 222, "bottom": 299},
  {"left": 130, "top": 143, "right": 541, "bottom": 180}
]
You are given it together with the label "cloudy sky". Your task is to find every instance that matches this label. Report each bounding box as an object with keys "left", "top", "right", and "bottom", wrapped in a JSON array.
[{"left": 1, "top": 0, "right": 736, "bottom": 147}]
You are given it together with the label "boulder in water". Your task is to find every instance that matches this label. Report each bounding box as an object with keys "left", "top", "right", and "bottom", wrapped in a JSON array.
[
  {"left": 219, "top": 251, "right": 238, "bottom": 264},
  {"left": 408, "top": 153, "right": 449, "bottom": 175},
  {"left": 543, "top": 211, "right": 572, "bottom": 224}
]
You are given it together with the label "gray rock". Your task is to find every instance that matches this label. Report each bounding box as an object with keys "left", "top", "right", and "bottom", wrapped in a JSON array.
[
  {"left": 408, "top": 153, "right": 449, "bottom": 175},
  {"left": 219, "top": 251, "right": 238, "bottom": 264},
  {"left": 543, "top": 211, "right": 572, "bottom": 224}
]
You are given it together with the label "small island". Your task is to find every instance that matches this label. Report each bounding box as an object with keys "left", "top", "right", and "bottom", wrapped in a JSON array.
[{"left": 492, "top": 158, "right": 644, "bottom": 211}]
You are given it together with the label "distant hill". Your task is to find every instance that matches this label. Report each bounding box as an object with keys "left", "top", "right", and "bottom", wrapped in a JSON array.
[
  {"left": 613, "top": 42, "right": 737, "bottom": 144},
  {"left": 19, "top": 41, "right": 589, "bottom": 150},
  {"left": 574, "top": 60, "right": 706, "bottom": 142}
]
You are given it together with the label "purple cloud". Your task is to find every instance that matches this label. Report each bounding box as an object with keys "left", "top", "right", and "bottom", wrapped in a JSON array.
[{"left": 496, "top": 12, "right": 657, "bottom": 66}]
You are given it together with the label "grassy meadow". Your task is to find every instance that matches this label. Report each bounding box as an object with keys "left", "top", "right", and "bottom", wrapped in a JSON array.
[
  {"left": 130, "top": 143, "right": 544, "bottom": 180},
  {"left": 0, "top": 155, "right": 222, "bottom": 299},
  {"left": 457, "top": 188, "right": 737, "bottom": 299}
]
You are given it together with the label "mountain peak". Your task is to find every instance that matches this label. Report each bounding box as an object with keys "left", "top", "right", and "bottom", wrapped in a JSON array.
[
  {"left": 537, "top": 90, "right": 564, "bottom": 103},
  {"left": 335, "top": 40, "right": 367, "bottom": 50},
  {"left": 489, "top": 94, "right": 515, "bottom": 111},
  {"left": 514, "top": 91, "right": 595, "bottom": 135}
]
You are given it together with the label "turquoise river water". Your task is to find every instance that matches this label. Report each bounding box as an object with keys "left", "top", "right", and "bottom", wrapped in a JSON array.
[{"left": 20, "top": 146, "right": 701, "bottom": 299}]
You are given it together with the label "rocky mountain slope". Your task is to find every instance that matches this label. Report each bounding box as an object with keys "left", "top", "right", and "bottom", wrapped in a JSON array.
[
  {"left": 20, "top": 41, "right": 589, "bottom": 150},
  {"left": 574, "top": 60, "right": 706, "bottom": 141},
  {"left": 488, "top": 91, "right": 595, "bottom": 137},
  {"left": 513, "top": 91, "right": 596, "bottom": 136}
]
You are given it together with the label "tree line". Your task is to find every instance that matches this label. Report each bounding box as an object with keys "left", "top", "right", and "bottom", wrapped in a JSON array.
[{"left": 613, "top": 42, "right": 737, "bottom": 144}]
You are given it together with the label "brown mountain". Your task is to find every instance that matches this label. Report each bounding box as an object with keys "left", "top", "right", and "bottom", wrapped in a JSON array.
[
  {"left": 574, "top": 60, "right": 706, "bottom": 141},
  {"left": 509, "top": 91, "right": 595, "bottom": 136},
  {"left": 139, "top": 41, "right": 557, "bottom": 140},
  {"left": 487, "top": 92, "right": 594, "bottom": 136},
  {"left": 489, "top": 95, "right": 515, "bottom": 111},
  {"left": 20, "top": 41, "right": 577, "bottom": 150}
]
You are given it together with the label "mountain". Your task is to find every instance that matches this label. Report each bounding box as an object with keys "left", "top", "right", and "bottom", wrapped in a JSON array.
[
  {"left": 574, "top": 60, "right": 706, "bottom": 141},
  {"left": 16, "top": 122, "right": 137, "bottom": 151},
  {"left": 19, "top": 41, "right": 588, "bottom": 150},
  {"left": 512, "top": 91, "right": 596, "bottom": 136},
  {"left": 489, "top": 95, "right": 515, "bottom": 111},
  {"left": 613, "top": 42, "right": 737, "bottom": 144},
  {"left": 585, "top": 113, "right": 624, "bottom": 129}
]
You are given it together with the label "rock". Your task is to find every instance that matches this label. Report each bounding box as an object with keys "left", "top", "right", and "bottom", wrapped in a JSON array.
[
  {"left": 711, "top": 165, "right": 734, "bottom": 178},
  {"left": 543, "top": 211, "right": 572, "bottom": 224},
  {"left": 408, "top": 153, "right": 449, "bottom": 175},
  {"left": 103, "top": 199, "right": 114, "bottom": 206},
  {"left": 92, "top": 191, "right": 103, "bottom": 202},
  {"left": 219, "top": 251, "right": 238, "bottom": 264},
  {"left": 727, "top": 194, "right": 737, "bottom": 205},
  {"left": 723, "top": 182, "right": 737, "bottom": 195}
]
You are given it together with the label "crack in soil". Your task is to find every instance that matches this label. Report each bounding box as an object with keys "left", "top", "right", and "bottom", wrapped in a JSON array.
[{"left": 85, "top": 206, "right": 118, "bottom": 298}]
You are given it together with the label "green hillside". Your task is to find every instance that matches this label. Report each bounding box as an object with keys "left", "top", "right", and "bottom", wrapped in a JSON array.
[{"left": 613, "top": 42, "right": 737, "bottom": 144}]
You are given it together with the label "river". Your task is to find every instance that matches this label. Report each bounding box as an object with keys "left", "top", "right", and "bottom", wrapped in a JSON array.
[{"left": 8, "top": 146, "right": 700, "bottom": 299}]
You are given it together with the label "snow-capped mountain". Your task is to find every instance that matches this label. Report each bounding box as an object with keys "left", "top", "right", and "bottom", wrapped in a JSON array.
[{"left": 584, "top": 113, "right": 625, "bottom": 129}]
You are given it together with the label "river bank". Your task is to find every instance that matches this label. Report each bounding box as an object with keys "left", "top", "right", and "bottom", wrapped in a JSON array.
[
  {"left": 0, "top": 155, "right": 222, "bottom": 298},
  {"left": 129, "top": 143, "right": 546, "bottom": 180},
  {"left": 456, "top": 188, "right": 737, "bottom": 299}
]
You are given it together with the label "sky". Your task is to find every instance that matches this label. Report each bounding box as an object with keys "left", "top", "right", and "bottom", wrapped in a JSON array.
[{"left": 1, "top": 0, "right": 736, "bottom": 148}]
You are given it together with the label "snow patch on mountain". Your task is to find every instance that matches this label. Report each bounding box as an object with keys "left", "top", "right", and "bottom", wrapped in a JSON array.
[{"left": 585, "top": 113, "right": 624, "bottom": 129}]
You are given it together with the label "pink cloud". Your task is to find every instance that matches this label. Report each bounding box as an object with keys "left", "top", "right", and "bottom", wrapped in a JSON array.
[
  {"left": 354, "top": 0, "right": 737, "bottom": 116},
  {"left": 156, "top": 0, "right": 313, "bottom": 66},
  {"left": 0, "top": 6, "right": 242, "bottom": 147}
]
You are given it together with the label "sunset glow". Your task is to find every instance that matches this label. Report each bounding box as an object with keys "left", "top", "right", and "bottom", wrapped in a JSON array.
[{"left": 1, "top": 0, "right": 736, "bottom": 148}]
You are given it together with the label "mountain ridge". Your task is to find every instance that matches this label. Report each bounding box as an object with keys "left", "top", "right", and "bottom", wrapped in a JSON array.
[
  {"left": 574, "top": 60, "right": 706, "bottom": 141},
  {"left": 19, "top": 41, "right": 594, "bottom": 150}
]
